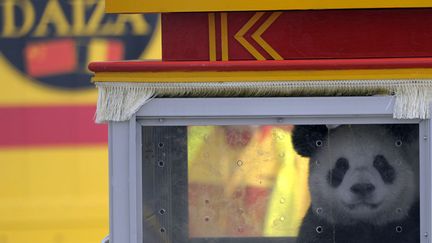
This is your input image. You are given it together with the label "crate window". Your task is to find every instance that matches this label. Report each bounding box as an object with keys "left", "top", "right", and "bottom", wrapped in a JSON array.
[
  {"left": 108, "top": 97, "right": 430, "bottom": 243},
  {"left": 140, "top": 123, "right": 420, "bottom": 243}
]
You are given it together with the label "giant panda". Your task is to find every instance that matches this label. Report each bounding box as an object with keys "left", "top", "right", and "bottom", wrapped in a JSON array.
[{"left": 292, "top": 124, "right": 419, "bottom": 243}]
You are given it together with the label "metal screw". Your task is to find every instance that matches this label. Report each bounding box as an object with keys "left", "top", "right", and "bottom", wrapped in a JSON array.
[
  {"left": 395, "top": 140, "right": 403, "bottom": 147},
  {"left": 236, "top": 160, "right": 243, "bottom": 166},
  {"left": 395, "top": 226, "right": 403, "bottom": 233}
]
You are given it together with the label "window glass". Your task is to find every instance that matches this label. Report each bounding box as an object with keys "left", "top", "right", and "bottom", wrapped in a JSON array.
[{"left": 142, "top": 124, "right": 419, "bottom": 243}]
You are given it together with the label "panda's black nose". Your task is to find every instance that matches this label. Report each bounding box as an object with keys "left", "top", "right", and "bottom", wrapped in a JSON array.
[{"left": 350, "top": 183, "right": 375, "bottom": 197}]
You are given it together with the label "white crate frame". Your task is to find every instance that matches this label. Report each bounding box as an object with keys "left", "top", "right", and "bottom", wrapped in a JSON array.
[{"left": 108, "top": 96, "right": 432, "bottom": 243}]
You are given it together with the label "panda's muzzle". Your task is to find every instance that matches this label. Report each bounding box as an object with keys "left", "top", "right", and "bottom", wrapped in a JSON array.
[
  {"left": 350, "top": 183, "right": 376, "bottom": 197},
  {"left": 343, "top": 183, "right": 381, "bottom": 210}
]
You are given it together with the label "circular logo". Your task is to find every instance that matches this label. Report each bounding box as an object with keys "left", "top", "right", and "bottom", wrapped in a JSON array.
[{"left": 0, "top": 0, "right": 158, "bottom": 89}]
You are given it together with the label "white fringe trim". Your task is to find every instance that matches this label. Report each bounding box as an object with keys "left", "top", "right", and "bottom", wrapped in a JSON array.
[
  {"left": 96, "top": 83, "right": 154, "bottom": 123},
  {"left": 95, "top": 80, "right": 432, "bottom": 123}
]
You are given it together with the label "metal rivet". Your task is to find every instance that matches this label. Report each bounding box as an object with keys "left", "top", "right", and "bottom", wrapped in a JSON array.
[
  {"left": 204, "top": 216, "right": 210, "bottom": 222},
  {"left": 160, "top": 227, "right": 166, "bottom": 233},
  {"left": 280, "top": 198, "right": 285, "bottom": 204},
  {"left": 396, "top": 208, "right": 402, "bottom": 214},
  {"left": 424, "top": 136, "right": 428, "bottom": 140},
  {"left": 396, "top": 226, "right": 403, "bottom": 233},
  {"left": 315, "top": 160, "right": 320, "bottom": 166},
  {"left": 316, "top": 140, "right": 323, "bottom": 147},
  {"left": 237, "top": 160, "right": 243, "bottom": 166},
  {"left": 280, "top": 216, "right": 285, "bottom": 221},
  {"left": 316, "top": 208, "right": 323, "bottom": 214},
  {"left": 159, "top": 118, "right": 164, "bottom": 123},
  {"left": 279, "top": 153, "right": 285, "bottom": 158},
  {"left": 159, "top": 209, "right": 166, "bottom": 215},
  {"left": 424, "top": 232, "right": 428, "bottom": 237},
  {"left": 316, "top": 226, "right": 323, "bottom": 234},
  {"left": 395, "top": 140, "right": 403, "bottom": 147},
  {"left": 158, "top": 161, "right": 165, "bottom": 167},
  {"left": 277, "top": 118, "right": 283, "bottom": 123},
  {"left": 158, "top": 142, "right": 164, "bottom": 148}
]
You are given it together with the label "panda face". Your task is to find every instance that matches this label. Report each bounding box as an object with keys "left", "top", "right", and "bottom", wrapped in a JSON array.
[{"left": 307, "top": 125, "right": 418, "bottom": 226}]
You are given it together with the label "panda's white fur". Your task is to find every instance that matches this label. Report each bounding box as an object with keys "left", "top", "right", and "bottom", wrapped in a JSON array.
[
  {"left": 308, "top": 125, "right": 418, "bottom": 226},
  {"left": 293, "top": 124, "right": 419, "bottom": 243}
]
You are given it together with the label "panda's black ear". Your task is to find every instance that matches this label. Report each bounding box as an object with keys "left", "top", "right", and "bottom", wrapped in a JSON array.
[
  {"left": 385, "top": 124, "right": 419, "bottom": 143},
  {"left": 292, "top": 125, "right": 328, "bottom": 157}
]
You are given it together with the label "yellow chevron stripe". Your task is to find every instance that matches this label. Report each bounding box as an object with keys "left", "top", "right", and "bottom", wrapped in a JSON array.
[
  {"left": 208, "top": 13, "right": 217, "bottom": 61},
  {"left": 252, "top": 12, "right": 283, "bottom": 60},
  {"left": 221, "top": 13, "right": 229, "bottom": 61},
  {"left": 234, "top": 12, "right": 265, "bottom": 60}
]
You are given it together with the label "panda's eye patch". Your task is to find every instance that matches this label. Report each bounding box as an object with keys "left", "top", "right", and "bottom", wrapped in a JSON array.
[
  {"left": 327, "top": 158, "right": 350, "bottom": 188},
  {"left": 373, "top": 155, "right": 395, "bottom": 184},
  {"left": 335, "top": 158, "right": 349, "bottom": 170}
]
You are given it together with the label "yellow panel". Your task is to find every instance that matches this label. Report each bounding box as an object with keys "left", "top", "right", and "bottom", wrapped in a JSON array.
[
  {"left": 0, "top": 145, "right": 109, "bottom": 242},
  {"left": 92, "top": 68, "right": 432, "bottom": 83},
  {"left": 0, "top": 228, "right": 108, "bottom": 243},
  {"left": 106, "top": 0, "right": 432, "bottom": 13}
]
